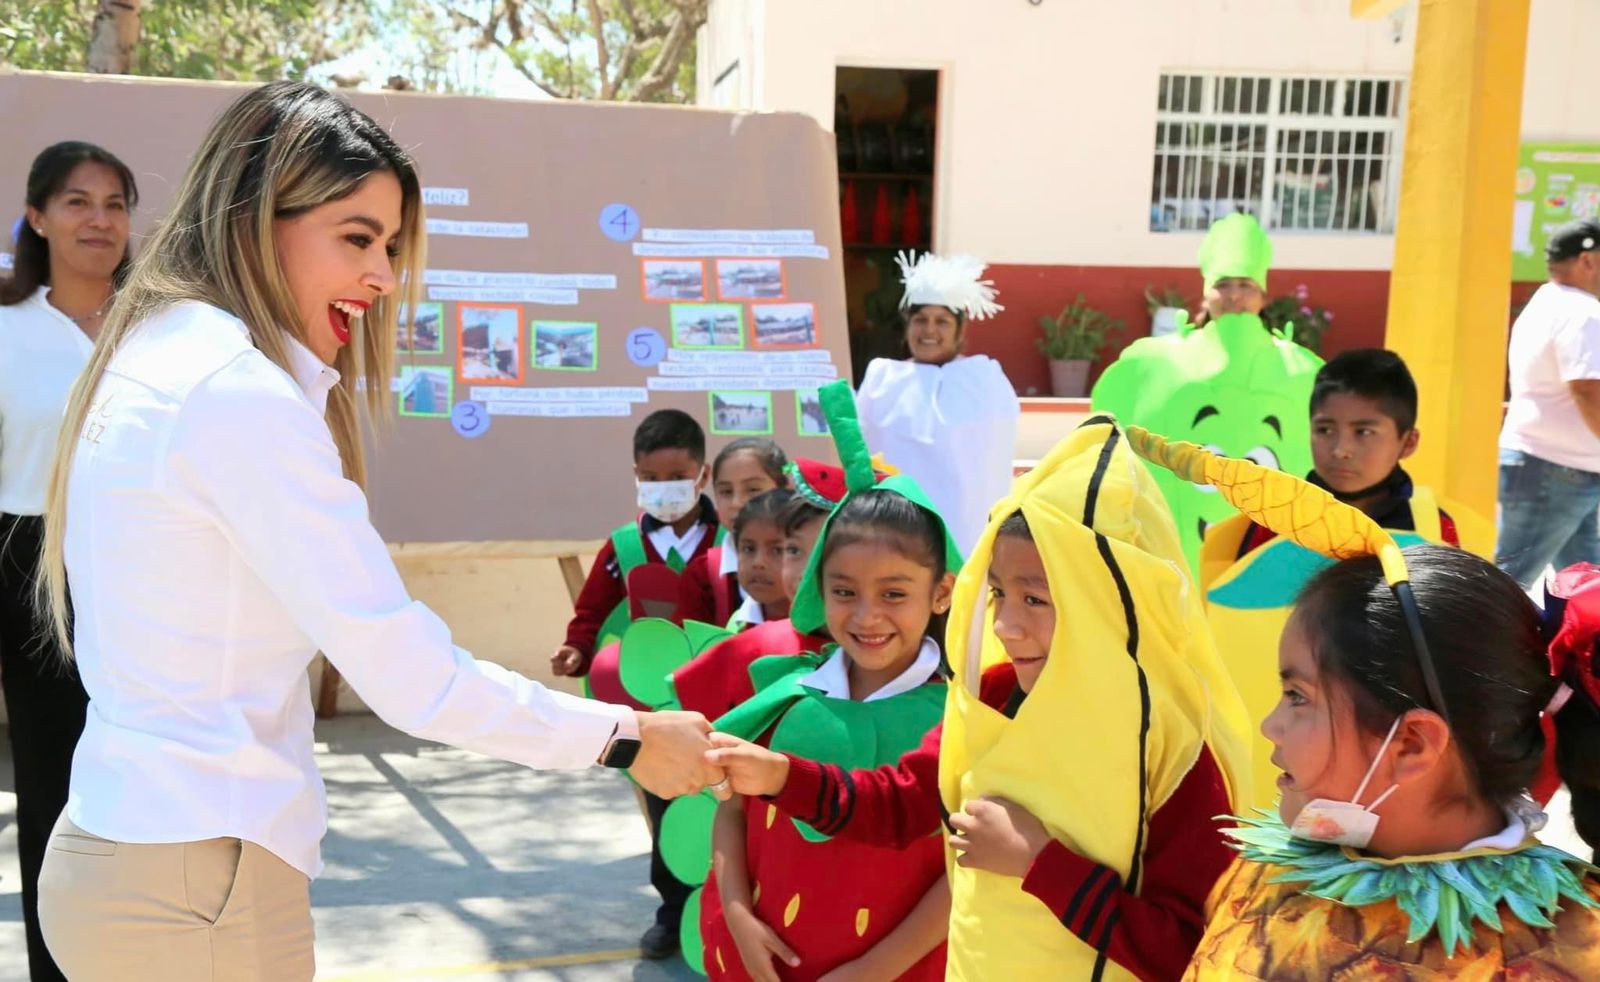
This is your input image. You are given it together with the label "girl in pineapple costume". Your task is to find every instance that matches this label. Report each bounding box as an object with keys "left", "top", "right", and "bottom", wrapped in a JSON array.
[
  {"left": 1125, "top": 429, "right": 1600, "bottom": 979},
  {"left": 856, "top": 251, "right": 1018, "bottom": 557},
  {"left": 709, "top": 414, "right": 1256, "bottom": 980},
  {"left": 701, "top": 383, "right": 961, "bottom": 981}
]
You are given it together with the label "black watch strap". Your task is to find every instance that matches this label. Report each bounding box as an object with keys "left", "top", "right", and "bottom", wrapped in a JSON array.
[{"left": 600, "top": 726, "right": 642, "bottom": 769}]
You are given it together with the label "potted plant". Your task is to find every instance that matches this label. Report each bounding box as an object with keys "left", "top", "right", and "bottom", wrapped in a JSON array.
[
  {"left": 1036, "top": 294, "right": 1124, "bottom": 398},
  {"left": 1260, "top": 283, "right": 1335, "bottom": 353},
  {"left": 1144, "top": 284, "right": 1189, "bottom": 338}
]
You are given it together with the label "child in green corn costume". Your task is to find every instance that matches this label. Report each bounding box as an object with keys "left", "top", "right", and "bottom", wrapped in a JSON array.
[{"left": 1092, "top": 213, "right": 1323, "bottom": 573}]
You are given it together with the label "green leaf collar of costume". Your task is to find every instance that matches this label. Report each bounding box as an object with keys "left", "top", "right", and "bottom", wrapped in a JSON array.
[
  {"left": 1225, "top": 809, "right": 1600, "bottom": 956},
  {"left": 786, "top": 381, "right": 963, "bottom": 634}
]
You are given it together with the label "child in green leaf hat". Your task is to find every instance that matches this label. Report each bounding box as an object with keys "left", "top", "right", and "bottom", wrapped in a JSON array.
[{"left": 699, "top": 381, "right": 960, "bottom": 981}]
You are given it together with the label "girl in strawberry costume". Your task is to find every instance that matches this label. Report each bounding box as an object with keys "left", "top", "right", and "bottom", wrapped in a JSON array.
[{"left": 700, "top": 382, "right": 959, "bottom": 981}]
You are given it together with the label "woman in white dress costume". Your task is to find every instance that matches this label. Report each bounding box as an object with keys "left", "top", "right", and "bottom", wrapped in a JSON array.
[{"left": 855, "top": 252, "right": 1019, "bottom": 556}]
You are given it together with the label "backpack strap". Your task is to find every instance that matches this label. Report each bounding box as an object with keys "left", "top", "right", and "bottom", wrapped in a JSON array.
[{"left": 611, "top": 523, "right": 649, "bottom": 577}]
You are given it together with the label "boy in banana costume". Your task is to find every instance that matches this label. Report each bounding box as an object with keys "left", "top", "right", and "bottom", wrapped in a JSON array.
[{"left": 709, "top": 415, "right": 1253, "bottom": 980}]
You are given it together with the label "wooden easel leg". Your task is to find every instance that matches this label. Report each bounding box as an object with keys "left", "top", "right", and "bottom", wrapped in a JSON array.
[
  {"left": 558, "top": 554, "right": 586, "bottom": 605},
  {"left": 316, "top": 656, "right": 342, "bottom": 719}
]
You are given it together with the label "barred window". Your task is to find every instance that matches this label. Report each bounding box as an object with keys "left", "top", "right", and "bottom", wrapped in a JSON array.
[{"left": 1150, "top": 73, "right": 1405, "bottom": 233}]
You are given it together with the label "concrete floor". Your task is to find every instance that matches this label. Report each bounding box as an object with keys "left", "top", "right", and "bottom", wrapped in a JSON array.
[
  {"left": 0, "top": 716, "right": 697, "bottom": 981},
  {"left": 0, "top": 715, "right": 1589, "bottom": 981}
]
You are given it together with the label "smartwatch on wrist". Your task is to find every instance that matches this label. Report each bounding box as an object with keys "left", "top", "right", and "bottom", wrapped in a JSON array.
[{"left": 599, "top": 713, "right": 642, "bottom": 769}]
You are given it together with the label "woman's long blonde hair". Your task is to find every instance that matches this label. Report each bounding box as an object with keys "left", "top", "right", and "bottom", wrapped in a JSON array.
[{"left": 37, "top": 81, "right": 426, "bottom": 655}]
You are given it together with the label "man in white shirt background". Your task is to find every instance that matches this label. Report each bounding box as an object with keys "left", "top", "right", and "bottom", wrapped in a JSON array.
[{"left": 1497, "top": 219, "right": 1600, "bottom": 587}]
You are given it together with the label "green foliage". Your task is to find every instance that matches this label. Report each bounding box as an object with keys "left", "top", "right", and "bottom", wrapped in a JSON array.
[
  {"left": 446, "top": 0, "right": 706, "bottom": 102},
  {"left": 0, "top": 0, "right": 370, "bottom": 81},
  {"left": 1261, "top": 282, "right": 1335, "bottom": 353},
  {"left": 1144, "top": 283, "right": 1188, "bottom": 314},
  {"left": 1037, "top": 294, "right": 1124, "bottom": 362}
]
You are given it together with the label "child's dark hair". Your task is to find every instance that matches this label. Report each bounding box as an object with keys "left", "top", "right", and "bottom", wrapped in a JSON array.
[
  {"left": 997, "top": 510, "right": 1033, "bottom": 541},
  {"left": 633, "top": 409, "right": 706, "bottom": 462},
  {"left": 1311, "top": 348, "right": 1419, "bottom": 434},
  {"left": 734, "top": 489, "right": 795, "bottom": 542},
  {"left": 1294, "top": 545, "right": 1600, "bottom": 852},
  {"left": 817, "top": 491, "right": 951, "bottom": 646},
  {"left": 714, "top": 438, "right": 788, "bottom": 484},
  {"left": 778, "top": 496, "right": 829, "bottom": 536}
]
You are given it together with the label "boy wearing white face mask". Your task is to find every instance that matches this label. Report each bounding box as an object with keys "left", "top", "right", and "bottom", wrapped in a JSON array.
[
  {"left": 550, "top": 408, "right": 715, "bottom": 958},
  {"left": 552, "top": 408, "right": 716, "bottom": 679}
]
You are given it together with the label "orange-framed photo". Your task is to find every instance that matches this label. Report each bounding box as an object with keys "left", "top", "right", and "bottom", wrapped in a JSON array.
[
  {"left": 456, "top": 303, "right": 524, "bottom": 385},
  {"left": 641, "top": 259, "right": 707, "bottom": 302},
  {"left": 716, "top": 258, "right": 786, "bottom": 301},
  {"left": 749, "top": 301, "right": 819, "bottom": 350}
]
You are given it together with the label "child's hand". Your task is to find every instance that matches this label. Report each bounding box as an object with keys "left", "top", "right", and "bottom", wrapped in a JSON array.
[
  {"left": 726, "top": 902, "right": 800, "bottom": 982},
  {"left": 948, "top": 796, "right": 1051, "bottom": 879},
  {"left": 549, "top": 644, "right": 584, "bottom": 677},
  {"left": 705, "top": 732, "right": 791, "bottom": 797}
]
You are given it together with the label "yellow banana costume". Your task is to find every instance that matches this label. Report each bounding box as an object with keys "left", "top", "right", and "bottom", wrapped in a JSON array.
[{"left": 937, "top": 415, "right": 1253, "bottom": 980}]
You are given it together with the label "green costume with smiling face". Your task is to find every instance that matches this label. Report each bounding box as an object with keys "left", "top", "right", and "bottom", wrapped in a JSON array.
[{"left": 1090, "top": 215, "right": 1323, "bottom": 572}]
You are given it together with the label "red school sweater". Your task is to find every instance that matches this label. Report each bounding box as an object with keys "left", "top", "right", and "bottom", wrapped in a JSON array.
[
  {"left": 765, "top": 663, "right": 1234, "bottom": 982},
  {"left": 561, "top": 498, "right": 719, "bottom": 669},
  {"left": 674, "top": 545, "right": 743, "bottom": 628}
]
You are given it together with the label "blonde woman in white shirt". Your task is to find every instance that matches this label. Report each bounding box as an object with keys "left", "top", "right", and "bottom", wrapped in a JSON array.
[
  {"left": 0, "top": 139, "right": 137, "bottom": 982},
  {"left": 31, "top": 82, "right": 727, "bottom": 982}
]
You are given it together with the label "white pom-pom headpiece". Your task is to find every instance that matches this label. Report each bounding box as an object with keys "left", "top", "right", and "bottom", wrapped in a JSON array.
[{"left": 896, "top": 251, "right": 1004, "bottom": 322}]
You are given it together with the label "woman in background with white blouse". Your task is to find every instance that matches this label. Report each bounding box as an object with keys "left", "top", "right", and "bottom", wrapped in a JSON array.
[
  {"left": 0, "top": 140, "right": 137, "bottom": 982},
  {"left": 30, "top": 83, "right": 725, "bottom": 982}
]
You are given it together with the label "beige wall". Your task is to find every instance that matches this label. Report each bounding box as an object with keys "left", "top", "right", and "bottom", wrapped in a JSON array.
[{"left": 701, "top": 0, "right": 1597, "bottom": 271}]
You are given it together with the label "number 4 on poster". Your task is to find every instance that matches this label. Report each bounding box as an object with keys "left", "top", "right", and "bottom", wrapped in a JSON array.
[{"left": 600, "top": 203, "right": 641, "bottom": 242}]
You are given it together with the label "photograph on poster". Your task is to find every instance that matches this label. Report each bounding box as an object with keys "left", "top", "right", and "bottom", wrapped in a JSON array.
[
  {"left": 642, "top": 259, "right": 707, "bottom": 302},
  {"left": 716, "top": 258, "right": 785, "bottom": 300},
  {"left": 534, "top": 321, "right": 599, "bottom": 370},
  {"left": 796, "top": 389, "right": 828, "bottom": 436},
  {"left": 750, "top": 302, "right": 818, "bottom": 349},
  {"left": 458, "top": 304, "right": 524, "bottom": 384},
  {"left": 671, "top": 303, "right": 745, "bottom": 349},
  {"left": 710, "top": 391, "right": 773, "bottom": 435},
  {"left": 399, "top": 366, "right": 453, "bottom": 418},
  {"left": 398, "top": 302, "right": 444, "bottom": 353}
]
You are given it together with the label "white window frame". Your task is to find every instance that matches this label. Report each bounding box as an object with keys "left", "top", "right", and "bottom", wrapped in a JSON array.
[{"left": 1151, "top": 72, "right": 1408, "bottom": 235}]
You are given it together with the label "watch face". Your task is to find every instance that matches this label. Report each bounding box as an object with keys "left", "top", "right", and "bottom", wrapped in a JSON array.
[{"left": 604, "top": 737, "right": 642, "bottom": 769}]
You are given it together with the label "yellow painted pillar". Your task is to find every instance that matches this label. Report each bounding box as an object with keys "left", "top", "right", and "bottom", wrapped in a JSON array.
[{"left": 1364, "top": 0, "right": 1530, "bottom": 520}]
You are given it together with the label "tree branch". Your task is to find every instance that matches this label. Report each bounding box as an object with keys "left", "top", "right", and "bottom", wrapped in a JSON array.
[
  {"left": 614, "top": 0, "right": 640, "bottom": 37},
  {"left": 87, "top": 0, "right": 142, "bottom": 74},
  {"left": 586, "top": 0, "right": 610, "bottom": 99},
  {"left": 627, "top": 0, "right": 704, "bottom": 102}
]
